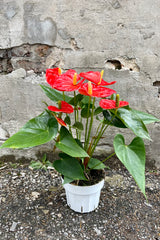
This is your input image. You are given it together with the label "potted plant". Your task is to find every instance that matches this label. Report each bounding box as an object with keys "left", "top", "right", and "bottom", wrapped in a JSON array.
[{"left": 0, "top": 68, "right": 159, "bottom": 213}]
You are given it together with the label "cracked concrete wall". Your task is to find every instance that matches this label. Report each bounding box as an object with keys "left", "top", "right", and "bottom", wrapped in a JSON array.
[{"left": 0, "top": 0, "right": 160, "bottom": 167}]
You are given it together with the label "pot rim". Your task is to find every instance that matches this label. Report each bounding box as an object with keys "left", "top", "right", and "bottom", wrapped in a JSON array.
[{"left": 63, "top": 178, "right": 105, "bottom": 195}]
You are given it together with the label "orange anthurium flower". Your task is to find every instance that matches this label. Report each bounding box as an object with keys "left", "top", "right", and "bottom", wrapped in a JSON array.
[
  {"left": 80, "top": 70, "right": 116, "bottom": 86},
  {"left": 48, "top": 101, "right": 74, "bottom": 113},
  {"left": 78, "top": 82, "right": 116, "bottom": 98},
  {"left": 46, "top": 68, "right": 62, "bottom": 87},
  {"left": 99, "top": 99, "right": 129, "bottom": 109},
  {"left": 51, "top": 70, "right": 84, "bottom": 92}
]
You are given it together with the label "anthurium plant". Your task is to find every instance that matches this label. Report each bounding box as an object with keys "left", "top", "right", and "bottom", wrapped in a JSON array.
[{"left": 0, "top": 68, "right": 159, "bottom": 197}]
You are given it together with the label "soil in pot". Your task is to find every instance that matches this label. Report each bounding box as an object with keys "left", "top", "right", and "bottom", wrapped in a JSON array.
[{"left": 71, "top": 169, "right": 105, "bottom": 186}]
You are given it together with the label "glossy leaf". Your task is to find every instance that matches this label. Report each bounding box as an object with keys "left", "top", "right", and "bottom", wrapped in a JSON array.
[
  {"left": 103, "top": 110, "right": 127, "bottom": 128},
  {"left": 88, "top": 158, "right": 106, "bottom": 169},
  {"left": 117, "top": 108, "right": 151, "bottom": 140},
  {"left": 56, "top": 127, "right": 88, "bottom": 157},
  {"left": 72, "top": 121, "right": 84, "bottom": 131},
  {"left": 64, "top": 115, "right": 71, "bottom": 125},
  {"left": 0, "top": 111, "right": 58, "bottom": 149},
  {"left": 63, "top": 176, "right": 74, "bottom": 184},
  {"left": 81, "top": 107, "right": 91, "bottom": 118},
  {"left": 81, "top": 95, "right": 90, "bottom": 104},
  {"left": 113, "top": 134, "right": 146, "bottom": 196},
  {"left": 53, "top": 156, "right": 87, "bottom": 180},
  {"left": 40, "top": 85, "right": 72, "bottom": 102},
  {"left": 69, "top": 94, "right": 84, "bottom": 106},
  {"left": 94, "top": 107, "right": 103, "bottom": 115},
  {"left": 131, "top": 109, "right": 160, "bottom": 124}
]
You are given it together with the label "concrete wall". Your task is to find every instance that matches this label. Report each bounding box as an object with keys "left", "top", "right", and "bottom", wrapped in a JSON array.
[{"left": 0, "top": 0, "right": 160, "bottom": 167}]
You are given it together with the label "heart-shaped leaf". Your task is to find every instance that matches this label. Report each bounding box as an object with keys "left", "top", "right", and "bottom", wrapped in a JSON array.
[
  {"left": 103, "top": 110, "right": 127, "bottom": 128},
  {"left": 64, "top": 116, "right": 71, "bottom": 125},
  {"left": 56, "top": 127, "right": 88, "bottom": 158},
  {"left": 72, "top": 121, "right": 84, "bottom": 131},
  {"left": 94, "top": 107, "right": 103, "bottom": 115},
  {"left": 53, "top": 156, "right": 87, "bottom": 180},
  {"left": 68, "top": 94, "right": 83, "bottom": 106},
  {"left": 0, "top": 111, "right": 58, "bottom": 149},
  {"left": 81, "top": 107, "right": 91, "bottom": 118},
  {"left": 88, "top": 158, "right": 106, "bottom": 169},
  {"left": 63, "top": 176, "right": 74, "bottom": 184},
  {"left": 113, "top": 134, "right": 146, "bottom": 197},
  {"left": 117, "top": 108, "right": 151, "bottom": 140},
  {"left": 131, "top": 109, "right": 160, "bottom": 124},
  {"left": 40, "top": 85, "right": 72, "bottom": 103}
]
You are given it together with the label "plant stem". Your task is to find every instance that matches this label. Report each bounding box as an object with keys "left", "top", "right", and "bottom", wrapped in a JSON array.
[
  {"left": 90, "top": 122, "right": 105, "bottom": 156},
  {"left": 84, "top": 96, "right": 91, "bottom": 150},
  {"left": 90, "top": 112, "right": 117, "bottom": 157},
  {"left": 74, "top": 91, "right": 78, "bottom": 139},
  {"left": 86, "top": 97, "right": 95, "bottom": 151},
  {"left": 89, "top": 152, "right": 116, "bottom": 171},
  {"left": 63, "top": 91, "right": 65, "bottom": 101}
]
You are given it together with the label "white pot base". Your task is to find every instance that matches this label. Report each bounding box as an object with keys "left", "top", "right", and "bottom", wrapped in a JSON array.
[{"left": 63, "top": 179, "right": 104, "bottom": 213}]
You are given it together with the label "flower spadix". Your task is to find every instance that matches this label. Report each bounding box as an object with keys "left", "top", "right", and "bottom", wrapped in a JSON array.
[
  {"left": 80, "top": 70, "right": 116, "bottom": 86},
  {"left": 100, "top": 98, "right": 129, "bottom": 109},
  {"left": 79, "top": 82, "right": 116, "bottom": 97},
  {"left": 48, "top": 101, "right": 74, "bottom": 113},
  {"left": 50, "top": 70, "right": 84, "bottom": 91}
]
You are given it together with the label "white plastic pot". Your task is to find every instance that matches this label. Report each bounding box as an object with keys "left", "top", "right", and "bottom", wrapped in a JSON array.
[{"left": 63, "top": 179, "right": 104, "bottom": 213}]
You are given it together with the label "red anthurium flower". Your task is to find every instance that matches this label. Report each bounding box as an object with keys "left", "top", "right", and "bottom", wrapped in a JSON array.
[
  {"left": 48, "top": 101, "right": 74, "bottom": 113},
  {"left": 46, "top": 68, "right": 62, "bottom": 87},
  {"left": 52, "top": 70, "right": 84, "bottom": 92},
  {"left": 80, "top": 70, "right": 116, "bottom": 86},
  {"left": 78, "top": 82, "right": 116, "bottom": 98},
  {"left": 99, "top": 99, "right": 129, "bottom": 109},
  {"left": 55, "top": 116, "right": 67, "bottom": 126},
  {"left": 63, "top": 69, "right": 79, "bottom": 78}
]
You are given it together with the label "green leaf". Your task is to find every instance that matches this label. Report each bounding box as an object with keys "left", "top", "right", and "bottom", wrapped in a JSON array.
[
  {"left": 113, "top": 134, "right": 146, "bottom": 197},
  {"left": 0, "top": 111, "right": 58, "bottom": 149},
  {"left": 117, "top": 108, "right": 151, "bottom": 140},
  {"left": 72, "top": 121, "right": 84, "bottom": 131},
  {"left": 81, "top": 107, "right": 91, "bottom": 118},
  {"left": 64, "top": 116, "right": 71, "bottom": 125},
  {"left": 94, "top": 107, "right": 103, "bottom": 115},
  {"left": 41, "top": 153, "right": 47, "bottom": 163},
  {"left": 81, "top": 95, "right": 90, "bottom": 104},
  {"left": 63, "top": 176, "right": 74, "bottom": 184},
  {"left": 53, "top": 156, "right": 87, "bottom": 180},
  {"left": 75, "top": 139, "right": 84, "bottom": 148},
  {"left": 56, "top": 127, "right": 89, "bottom": 158},
  {"left": 88, "top": 158, "right": 106, "bottom": 169},
  {"left": 30, "top": 160, "right": 44, "bottom": 169},
  {"left": 69, "top": 94, "right": 83, "bottom": 106},
  {"left": 30, "top": 160, "right": 52, "bottom": 170},
  {"left": 40, "top": 85, "right": 72, "bottom": 103},
  {"left": 131, "top": 109, "right": 160, "bottom": 124},
  {"left": 103, "top": 110, "right": 127, "bottom": 128}
]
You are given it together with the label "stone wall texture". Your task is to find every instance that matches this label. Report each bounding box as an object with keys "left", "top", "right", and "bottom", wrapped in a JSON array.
[{"left": 0, "top": 0, "right": 160, "bottom": 167}]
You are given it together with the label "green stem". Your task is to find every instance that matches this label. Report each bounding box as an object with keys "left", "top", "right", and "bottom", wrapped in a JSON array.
[
  {"left": 90, "top": 112, "right": 117, "bottom": 156},
  {"left": 90, "top": 121, "right": 103, "bottom": 152},
  {"left": 84, "top": 96, "right": 91, "bottom": 150},
  {"left": 89, "top": 152, "right": 116, "bottom": 171},
  {"left": 79, "top": 115, "right": 82, "bottom": 141},
  {"left": 86, "top": 97, "right": 95, "bottom": 151},
  {"left": 90, "top": 122, "right": 105, "bottom": 156},
  {"left": 63, "top": 91, "right": 65, "bottom": 101},
  {"left": 101, "top": 152, "right": 116, "bottom": 164},
  {"left": 74, "top": 91, "right": 78, "bottom": 139}
]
